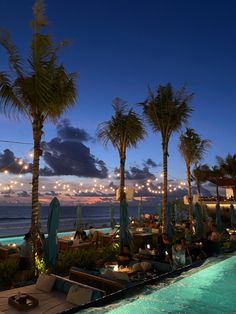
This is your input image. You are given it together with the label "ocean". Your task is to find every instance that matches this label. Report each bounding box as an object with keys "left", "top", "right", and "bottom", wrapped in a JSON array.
[{"left": 0, "top": 204, "right": 158, "bottom": 238}]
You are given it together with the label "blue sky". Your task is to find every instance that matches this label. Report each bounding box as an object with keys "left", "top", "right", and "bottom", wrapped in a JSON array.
[{"left": 0, "top": 0, "right": 236, "bottom": 185}]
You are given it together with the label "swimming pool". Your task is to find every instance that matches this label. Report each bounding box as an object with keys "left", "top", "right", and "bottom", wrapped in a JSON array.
[
  {"left": 0, "top": 228, "right": 111, "bottom": 246},
  {"left": 80, "top": 254, "right": 236, "bottom": 314}
]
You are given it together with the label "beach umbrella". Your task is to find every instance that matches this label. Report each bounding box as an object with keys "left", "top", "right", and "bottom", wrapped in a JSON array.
[
  {"left": 204, "top": 204, "right": 209, "bottom": 222},
  {"left": 167, "top": 203, "right": 174, "bottom": 241},
  {"left": 119, "top": 199, "right": 133, "bottom": 254},
  {"left": 44, "top": 197, "right": 60, "bottom": 270},
  {"left": 156, "top": 203, "right": 162, "bottom": 222},
  {"left": 229, "top": 204, "right": 236, "bottom": 229},
  {"left": 194, "top": 202, "right": 203, "bottom": 238},
  {"left": 215, "top": 202, "right": 224, "bottom": 232},
  {"left": 174, "top": 204, "right": 181, "bottom": 224},
  {"left": 76, "top": 204, "right": 83, "bottom": 231},
  {"left": 137, "top": 202, "right": 143, "bottom": 226},
  {"left": 109, "top": 205, "right": 116, "bottom": 229}
]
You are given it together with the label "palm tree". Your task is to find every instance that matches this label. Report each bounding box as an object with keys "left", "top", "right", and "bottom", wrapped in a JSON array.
[
  {"left": 0, "top": 0, "right": 77, "bottom": 258},
  {"left": 192, "top": 164, "right": 210, "bottom": 197},
  {"left": 179, "top": 128, "right": 211, "bottom": 221},
  {"left": 208, "top": 165, "right": 225, "bottom": 201},
  {"left": 141, "top": 83, "right": 193, "bottom": 230},
  {"left": 97, "top": 99, "right": 145, "bottom": 252},
  {"left": 217, "top": 154, "right": 236, "bottom": 199}
]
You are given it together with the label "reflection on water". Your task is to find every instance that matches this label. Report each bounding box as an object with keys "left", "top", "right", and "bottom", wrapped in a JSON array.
[{"left": 80, "top": 254, "right": 236, "bottom": 314}]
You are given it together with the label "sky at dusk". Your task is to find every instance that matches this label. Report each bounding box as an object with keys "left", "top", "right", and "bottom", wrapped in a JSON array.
[{"left": 0, "top": 0, "right": 235, "bottom": 204}]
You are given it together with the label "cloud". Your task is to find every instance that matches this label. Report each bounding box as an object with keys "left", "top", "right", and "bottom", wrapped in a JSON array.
[
  {"left": 144, "top": 158, "right": 161, "bottom": 168},
  {"left": 125, "top": 166, "right": 156, "bottom": 180},
  {"left": 57, "top": 119, "right": 92, "bottom": 142},
  {"left": 17, "top": 191, "right": 31, "bottom": 197},
  {"left": 41, "top": 120, "right": 108, "bottom": 178},
  {"left": 0, "top": 149, "right": 32, "bottom": 174}
]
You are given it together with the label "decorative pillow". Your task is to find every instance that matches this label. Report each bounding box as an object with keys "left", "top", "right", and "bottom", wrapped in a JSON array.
[
  {"left": 35, "top": 273, "right": 56, "bottom": 292},
  {"left": 66, "top": 285, "right": 92, "bottom": 305}
]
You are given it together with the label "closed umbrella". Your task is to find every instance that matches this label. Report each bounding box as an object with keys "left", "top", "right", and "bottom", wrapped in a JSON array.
[
  {"left": 119, "top": 199, "right": 133, "bottom": 254},
  {"left": 204, "top": 204, "right": 209, "bottom": 222},
  {"left": 156, "top": 203, "right": 161, "bottom": 223},
  {"left": 109, "top": 205, "right": 115, "bottom": 229},
  {"left": 167, "top": 203, "right": 174, "bottom": 241},
  {"left": 76, "top": 204, "right": 83, "bottom": 231},
  {"left": 229, "top": 204, "right": 236, "bottom": 229},
  {"left": 44, "top": 197, "right": 60, "bottom": 270},
  {"left": 194, "top": 202, "right": 203, "bottom": 238},
  {"left": 174, "top": 204, "right": 180, "bottom": 224},
  {"left": 215, "top": 202, "right": 224, "bottom": 232},
  {"left": 137, "top": 202, "right": 143, "bottom": 226}
]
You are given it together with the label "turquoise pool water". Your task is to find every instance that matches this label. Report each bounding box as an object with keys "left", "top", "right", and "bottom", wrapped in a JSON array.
[
  {"left": 82, "top": 254, "right": 236, "bottom": 314},
  {"left": 0, "top": 228, "right": 110, "bottom": 246}
]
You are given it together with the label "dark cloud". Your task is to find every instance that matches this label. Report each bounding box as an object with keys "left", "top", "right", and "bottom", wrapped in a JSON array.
[
  {"left": 57, "top": 119, "right": 92, "bottom": 142},
  {"left": 0, "top": 149, "right": 32, "bottom": 174},
  {"left": 3, "top": 194, "right": 11, "bottom": 198},
  {"left": 144, "top": 158, "right": 161, "bottom": 168},
  {"left": 17, "top": 191, "right": 31, "bottom": 197},
  {"left": 44, "top": 191, "right": 59, "bottom": 196},
  {"left": 125, "top": 166, "right": 156, "bottom": 181},
  {"left": 40, "top": 121, "right": 108, "bottom": 178}
]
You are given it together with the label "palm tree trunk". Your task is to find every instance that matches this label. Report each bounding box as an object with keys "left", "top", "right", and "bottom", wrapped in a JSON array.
[
  {"left": 162, "top": 145, "right": 168, "bottom": 231},
  {"left": 216, "top": 185, "right": 219, "bottom": 201},
  {"left": 31, "top": 118, "right": 43, "bottom": 265},
  {"left": 119, "top": 153, "right": 126, "bottom": 254},
  {"left": 187, "top": 163, "right": 193, "bottom": 222},
  {"left": 119, "top": 153, "right": 126, "bottom": 202}
]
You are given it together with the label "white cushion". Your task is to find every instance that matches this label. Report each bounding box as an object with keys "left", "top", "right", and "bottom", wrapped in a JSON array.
[
  {"left": 66, "top": 285, "right": 92, "bottom": 305},
  {"left": 35, "top": 273, "right": 56, "bottom": 292}
]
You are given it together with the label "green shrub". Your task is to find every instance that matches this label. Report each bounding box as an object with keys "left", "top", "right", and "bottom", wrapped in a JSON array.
[
  {"left": 55, "top": 247, "right": 100, "bottom": 275},
  {"left": 0, "top": 259, "right": 19, "bottom": 289}
]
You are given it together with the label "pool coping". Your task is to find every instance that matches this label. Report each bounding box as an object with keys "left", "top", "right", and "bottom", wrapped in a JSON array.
[{"left": 59, "top": 258, "right": 207, "bottom": 314}]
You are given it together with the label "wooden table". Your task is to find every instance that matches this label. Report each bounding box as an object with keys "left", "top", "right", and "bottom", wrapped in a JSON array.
[{"left": 8, "top": 294, "right": 38, "bottom": 311}]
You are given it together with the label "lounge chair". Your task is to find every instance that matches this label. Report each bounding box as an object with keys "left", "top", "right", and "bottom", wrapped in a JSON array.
[{"left": 0, "top": 273, "right": 105, "bottom": 314}]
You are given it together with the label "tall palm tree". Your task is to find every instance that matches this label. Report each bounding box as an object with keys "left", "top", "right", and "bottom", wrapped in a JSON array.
[
  {"left": 179, "top": 128, "right": 211, "bottom": 221},
  {"left": 217, "top": 154, "right": 236, "bottom": 199},
  {"left": 97, "top": 99, "right": 145, "bottom": 252},
  {"left": 0, "top": 0, "right": 77, "bottom": 258},
  {"left": 192, "top": 164, "right": 210, "bottom": 197},
  {"left": 141, "top": 83, "right": 193, "bottom": 230},
  {"left": 208, "top": 165, "right": 225, "bottom": 201}
]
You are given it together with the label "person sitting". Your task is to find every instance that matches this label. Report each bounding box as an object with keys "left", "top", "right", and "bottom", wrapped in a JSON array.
[
  {"left": 88, "top": 226, "right": 104, "bottom": 248},
  {"left": 209, "top": 224, "right": 221, "bottom": 242},
  {"left": 154, "top": 235, "right": 169, "bottom": 262},
  {"left": 171, "top": 240, "right": 186, "bottom": 269},
  {"left": 19, "top": 232, "right": 32, "bottom": 282},
  {"left": 74, "top": 227, "right": 88, "bottom": 242}
]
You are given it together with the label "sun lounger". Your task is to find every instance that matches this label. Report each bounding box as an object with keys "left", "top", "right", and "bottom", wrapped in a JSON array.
[
  {"left": 0, "top": 274, "right": 105, "bottom": 314},
  {"left": 69, "top": 267, "right": 125, "bottom": 294}
]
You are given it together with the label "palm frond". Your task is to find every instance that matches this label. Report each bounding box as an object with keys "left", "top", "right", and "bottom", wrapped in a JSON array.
[
  {"left": 0, "top": 29, "right": 23, "bottom": 77},
  {"left": 0, "top": 72, "right": 25, "bottom": 118}
]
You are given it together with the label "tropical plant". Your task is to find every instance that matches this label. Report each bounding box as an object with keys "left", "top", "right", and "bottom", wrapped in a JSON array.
[
  {"left": 208, "top": 165, "right": 225, "bottom": 201},
  {"left": 192, "top": 164, "right": 210, "bottom": 196},
  {"left": 0, "top": 0, "right": 77, "bottom": 260},
  {"left": 217, "top": 154, "right": 236, "bottom": 199},
  {"left": 141, "top": 83, "right": 193, "bottom": 230},
  {"left": 97, "top": 98, "right": 145, "bottom": 252},
  {"left": 179, "top": 128, "right": 211, "bottom": 221}
]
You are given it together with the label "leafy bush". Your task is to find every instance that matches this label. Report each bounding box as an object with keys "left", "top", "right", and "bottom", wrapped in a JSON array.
[
  {"left": 55, "top": 247, "right": 100, "bottom": 275},
  {"left": 35, "top": 256, "right": 47, "bottom": 275},
  {"left": 55, "top": 243, "right": 120, "bottom": 275},
  {"left": 0, "top": 258, "right": 19, "bottom": 289}
]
